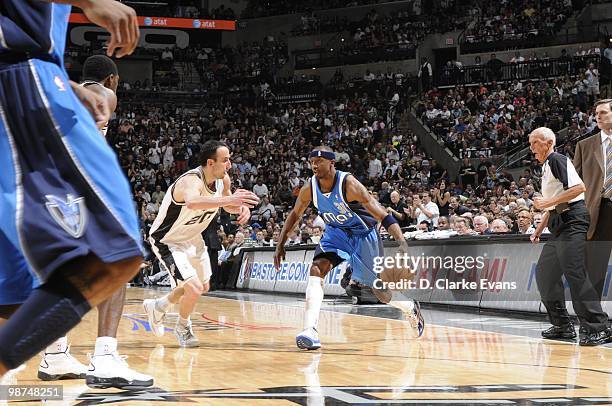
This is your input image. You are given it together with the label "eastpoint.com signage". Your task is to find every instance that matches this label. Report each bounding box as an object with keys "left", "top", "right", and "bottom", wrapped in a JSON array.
[
  {"left": 69, "top": 14, "right": 236, "bottom": 31},
  {"left": 242, "top": 260, "right": 344, "bottom": 285}
]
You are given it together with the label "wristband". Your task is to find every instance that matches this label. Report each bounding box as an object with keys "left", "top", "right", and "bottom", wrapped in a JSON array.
[{"left": 382, "top": 214, "right": 398, "bottom": 229}]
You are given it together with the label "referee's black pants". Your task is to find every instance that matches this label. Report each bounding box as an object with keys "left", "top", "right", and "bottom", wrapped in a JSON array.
[{"left": 535, "top": 201, "right": 609, "bottom": 333}]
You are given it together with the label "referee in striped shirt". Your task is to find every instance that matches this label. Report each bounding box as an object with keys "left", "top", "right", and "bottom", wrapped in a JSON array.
[{"left": 529, "top": 127, "right": 611, "bottom": 346}]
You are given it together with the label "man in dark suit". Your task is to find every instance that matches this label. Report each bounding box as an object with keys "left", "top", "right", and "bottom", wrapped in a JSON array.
[{"left": 573, "top": 99, "right": 612, "bottom": 299}]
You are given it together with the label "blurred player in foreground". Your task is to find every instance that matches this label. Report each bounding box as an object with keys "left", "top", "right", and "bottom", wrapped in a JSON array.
[
  {"left": 37, "top": 55, "right": 153, "bottom": 388},
  {"left": 0, "top": 0, "right": 141, "bottom": 379}
]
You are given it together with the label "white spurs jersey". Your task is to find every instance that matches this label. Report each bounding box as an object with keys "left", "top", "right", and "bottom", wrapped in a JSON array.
[
  {"left": 149, "top": 168, "right": 224, "bottom": 247},
  {"left": 80, "top": 80, "right": 114, "bottom": 136}
]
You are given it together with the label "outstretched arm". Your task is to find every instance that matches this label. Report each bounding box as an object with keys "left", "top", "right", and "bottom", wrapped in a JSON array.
[
  {"left": 221, "top": 174, "right": 252, "bottom": 225},
  {"left": 174, "top": 174, "right": 259, "bottom": 211},
  {"left": 274, "top": 182, "right": 312, "bottom": 270}
]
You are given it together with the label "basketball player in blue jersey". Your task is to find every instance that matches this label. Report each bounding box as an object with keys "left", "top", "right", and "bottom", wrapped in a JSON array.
[
  {"left": 36, "top": 55, "right": 153, "bottom": 388},
  {"left": 274, "top": 146, "right": 425, "bottom": 350},
  {"left": 0, "top": 0, "right": 141, "bottom": 379},
  {"left": 0, "top": 232, "right": 35, "bottom": 320}
]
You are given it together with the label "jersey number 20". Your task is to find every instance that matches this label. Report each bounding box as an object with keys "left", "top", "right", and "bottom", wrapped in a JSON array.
[{"left": 184, "top": 211, "right": 215, "bottom": 225}]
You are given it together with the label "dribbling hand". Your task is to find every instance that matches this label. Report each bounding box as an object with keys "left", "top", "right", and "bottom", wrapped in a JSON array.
[
  {"left": 273, "top": 245, "right": 285, "bottom": 272},
  {"left": 398, "top": 240, "right": 409, "bottom": 255}
]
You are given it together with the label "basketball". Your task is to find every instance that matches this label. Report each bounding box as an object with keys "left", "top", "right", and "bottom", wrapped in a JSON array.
[
  {"left": 372, "top": 262, "right": 415, "bottom": 303},
  {"left": 378, "top": 262, "right": 416, "bottom": 287}
]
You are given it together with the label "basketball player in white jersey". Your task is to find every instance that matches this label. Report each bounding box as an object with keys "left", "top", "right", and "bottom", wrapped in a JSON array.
[
  {"left": 144, "top": 140, "right": 259, "bottom": 347},
  {"left": 38, "top": 55, "right": 153, "bottom": 388}
]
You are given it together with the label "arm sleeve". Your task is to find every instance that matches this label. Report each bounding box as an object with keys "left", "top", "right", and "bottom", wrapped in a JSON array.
[{"left": 548, "top": 153, "right": 582, "bottom": 189}]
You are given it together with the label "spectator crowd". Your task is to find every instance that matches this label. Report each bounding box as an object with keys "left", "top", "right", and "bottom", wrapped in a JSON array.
[
  {"left": 462, "top": 0, "right": 576, "bottom": 45},
  {"left": 108, "top": 83, "right": 562, "bottom": 288},
  {"left": 242, "top": 0, "right": 408, "bottom": 18},
  {"left": 81, "top": 0, "right": 605, "bottom": 289},
  {"left": 415, "top": 55, "right": 600, "bottom": 159}
]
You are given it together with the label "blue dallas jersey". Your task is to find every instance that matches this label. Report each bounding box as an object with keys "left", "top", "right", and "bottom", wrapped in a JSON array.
[
  {"left": 310, "top": 170, "right": 377, "bottom": 234},
  {"left": 0, "top": 1, "right": 71, "bottom": 68}
]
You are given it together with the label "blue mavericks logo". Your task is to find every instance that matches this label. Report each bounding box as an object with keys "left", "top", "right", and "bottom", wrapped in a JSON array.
[
  {"left": 193, "top": 19, "right": 201, "bottom": 28},
  {"left": 45, "top": 194, "right": 87, "bottom": 238},
  {"left": 144, "top": 17, "right": 153, "bottom": 26}
]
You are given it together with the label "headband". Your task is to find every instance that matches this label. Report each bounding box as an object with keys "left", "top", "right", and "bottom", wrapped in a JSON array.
[{"left": 309, "top": 150, "right": 335, "bottom": 160}]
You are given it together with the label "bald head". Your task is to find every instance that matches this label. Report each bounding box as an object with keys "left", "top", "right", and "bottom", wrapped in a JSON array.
[
  {"left": 529, "top": 127, "right": 556, "bottom": 163},
  {"left": 390, "top": 190, "right": 400, "bottom": 203},
  {"left": 490, "top": 219, "right": 509, "bottom": 233}
]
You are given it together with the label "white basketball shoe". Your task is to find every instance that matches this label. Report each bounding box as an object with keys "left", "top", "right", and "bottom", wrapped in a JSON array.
[
  {"left": 38, "top": 338, "right": 87, "bottom": 381},
  {"left": 86, "top": 351, "right": 154, "bottom": 389},
  {"left": 143, "top": 298, "right": 167, "bottom": 337}
]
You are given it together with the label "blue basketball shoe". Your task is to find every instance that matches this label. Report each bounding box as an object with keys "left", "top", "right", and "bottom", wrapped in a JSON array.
[
  {"left": 404, "top": 300, "right": 425, "bottom": 338},
  {"left": 296, "top": 327, "right": 321, "bottom": 350}
]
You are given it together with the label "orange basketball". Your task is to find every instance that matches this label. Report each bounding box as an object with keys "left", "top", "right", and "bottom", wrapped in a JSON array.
[{"left": 379, "top": 264, "right": 416, "bottom": 285}]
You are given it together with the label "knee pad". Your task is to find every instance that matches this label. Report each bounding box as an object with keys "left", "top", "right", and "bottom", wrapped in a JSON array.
[{"left": 0, "top": 274, "right": 91, "bottom": 369}]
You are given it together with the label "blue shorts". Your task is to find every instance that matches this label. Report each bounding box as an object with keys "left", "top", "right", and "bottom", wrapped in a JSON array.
[
  {"left": 0, "top": 58, "right": 143, "bottom": 295},
  {"left": 314, "top": 227, "right": 383, "bottom": 287},
  {"left": 0, "top": 231, "right": 35, "bottom": 305}
]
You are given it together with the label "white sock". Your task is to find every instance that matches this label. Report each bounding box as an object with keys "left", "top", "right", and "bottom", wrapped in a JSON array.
[
  {"left": 178, "top": 316, "right": 190, "bottom": 328},
  {"left": 156, "top": 296, "right": 171, "bottom": 312},
  {"left": 388, "top": 291, "right": 415, "bottom": 313},
  {"left": 94, "top": 337, "right": 118, "bottom": 356},
  {"left": 304, "top": 276, "right": 324, "bottom": 329},
  {"left": 45, "top": 336, "right": 68, "bottom": 354}
]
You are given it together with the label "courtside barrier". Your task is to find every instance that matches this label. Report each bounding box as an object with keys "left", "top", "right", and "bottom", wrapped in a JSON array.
[{"left": 233, "top": 235, "right": 612, "bottom": 316}]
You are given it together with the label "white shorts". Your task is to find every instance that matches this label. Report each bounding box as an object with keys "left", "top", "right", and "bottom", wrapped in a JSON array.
[{"left": 150, "top": 236, "right": 212, "bottom": 288}]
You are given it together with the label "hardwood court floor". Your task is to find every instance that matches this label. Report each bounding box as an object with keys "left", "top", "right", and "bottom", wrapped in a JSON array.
[{"left": 4, "top": 287, "right": 611, "bottom": 405}]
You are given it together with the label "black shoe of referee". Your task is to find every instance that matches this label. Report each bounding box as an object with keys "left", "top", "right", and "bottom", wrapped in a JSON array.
[
  {"left": 579, "top": 327, "right": 612, "bottom": 346},
  {"left": 541, "top": 324, "right": 576, "bottom": 340}
]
